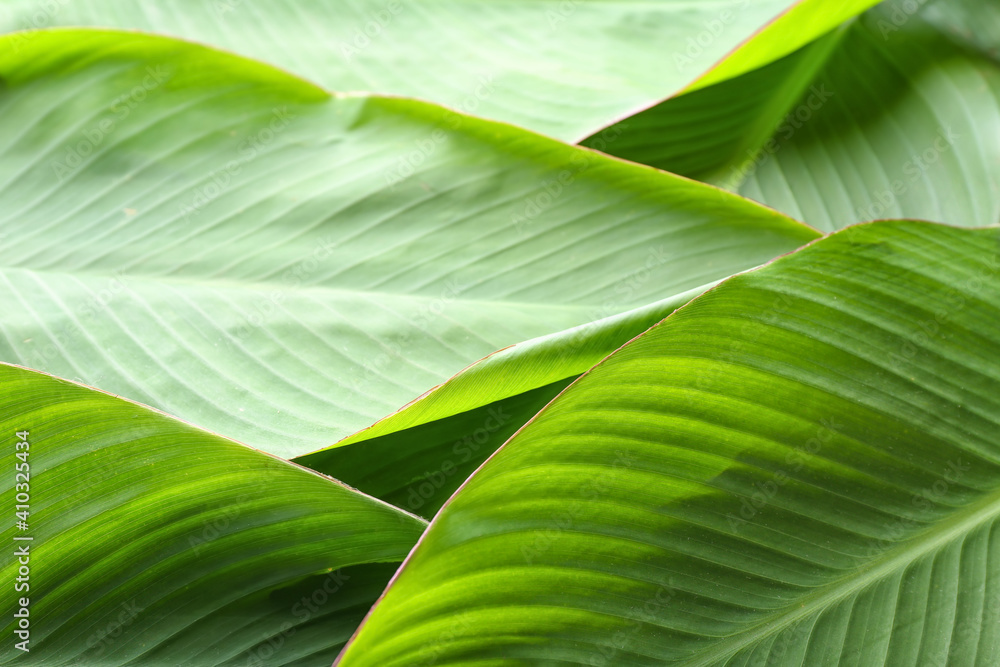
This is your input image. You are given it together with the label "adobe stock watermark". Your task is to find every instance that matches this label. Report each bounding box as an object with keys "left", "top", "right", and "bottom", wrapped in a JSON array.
[
  {"left": 520, "top": 449, "right": 636, "bottom": 564},
  {"left": 185, "top": 469, "right": 285, "bottom": 556},
  {"left": 865, "top": 458, "right": 971, "bottom": 558},
  {"left": 352, "top": 277, "right": 468, "bottom": 393},
  {"left": 6, "top": 0, "right": 72, "bottom": 53},
  {"left": 510, "top": 123, "right": 626, "bottom": 236},
  {"left": 187, "top": 494, "right": 254, "bottom": 557},
  {"left": 212, "top": 0, "right": 243, "bottom": 17},
  {"left": 595, "top": 244, "right": 671, "bottom": 316},
  {"left": 673, "top": 0, "right": 751, "bottom": 72},
  {"left": 233, "top": 236, "right": 337, "bottom": 341},
  {"left": 179, "top": 106, "right": 296, "bottom": 221},
  {"left": 876, "top": 0, "right": 934, "bottom": 40},
  {"left": 408, "top": 612, "right": 474, "bottom": 667},
  {"left": 922, "top": 591, "right": 1000, "bottom": 667},
  {"left": 339, "top": 0, "right": 404, "bottom": 61},
  {"left": 722, "top": 84, "right": 835, "bottom": 190},
  {"left": 548, "top": 244, "right": 672, "bottom": 366},
  {"left": 855, "top": 126, "right": 960, "bottom": 220},
  {"left": 66, "top": 597, "right": 144, "bottom": 664},
  {"left": 79, "top": 601, "right": 145, "bottom": 662},
  {"left": 545, "top": 0, "right": 580, "bottom": 30},
  {"left": 402, "top": 404, "right": 512, "bottom": 513},
  {"left": 726, "top": 418, "right": 843, "bottom": 533},
  {"left": 687, "top": 289, "right": 798, "bottom": 406},
  {"left": 238, "top": 569, "right": 350, "bottom": 666},
  {"left": 587, "top": 582, "right": 677, "bottom": 667},
  {"left": 762, "top": 620, "right": 816, "bottom": 665},
  {"left": 50, "top": 66, "right": 171, "bottom": 181},
  {"left": 887, "top": 246, "right": 999, "bottom": 369},
  {"left": 28, "top": 270, "right": 133, "bottom": 368},
  {"left": 73, "top": 451, "right": 123, "bottom": 494},
  {"left": 382, "top": 75, "right": 496, "bottom": 189}
]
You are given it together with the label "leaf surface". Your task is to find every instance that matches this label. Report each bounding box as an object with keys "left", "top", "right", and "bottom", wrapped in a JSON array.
[
  {"left": 0, "top": 0, "right": 880, "bottom": 140},
  {"left": 0, "top": 363, "right": 426, "bottom": 666},
  {"left": 337, "top": 220, "right": 1000, "bottom": 666},
  {"left": 922, "top": 0, "right": 1000, "bottom": 59},
  {"left": 586, "top": 5, "right": 1000, "bottom": 231},
  {"left": 295, "top": 284, "right": 715, "bottom": 516},
  {"left": 0, "top": 30, "right": 818, "bottom": 457}
]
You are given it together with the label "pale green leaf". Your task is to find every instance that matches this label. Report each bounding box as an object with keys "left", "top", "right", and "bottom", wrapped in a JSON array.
[
  {"left": 0, "top": 30, "right": 817, "bottom": 457},
  {"left": 0, "top": 0, "right": 880, "bottom": 141}
]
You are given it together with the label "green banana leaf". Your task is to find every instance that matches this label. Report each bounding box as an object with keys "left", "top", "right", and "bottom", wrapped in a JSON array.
[
  {"left": 0, "top": 0, "right": 881, "bottom": 141},
  {"left": 923, "top": 0, "right": 1000, "bottom": 58},
  {"left": 0, "top": 29, "right": 818, "bottom": 457},
  {"left": 336, "top": 220, "right": 1000, "bottom": 666},
  {"left": 0, "top": 363, "right": 426, "bottom": 666},
  {"left": 298, "top": 379, "right": 575, "bottom": 519},
  {"left": 581, "top": 27, "right": 846, "bottom": 186},
  {"left": 295, "top": 283, "right": 718, "bottom": 517},
  {"left": 585, "top": 4, "right": 1000, "bottom": 232}
]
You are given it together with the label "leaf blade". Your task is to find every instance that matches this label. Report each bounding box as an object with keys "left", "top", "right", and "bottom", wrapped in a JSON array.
[
  {"left": 587, "top": 5, "right": 1000, "bottom": 231},
  {"left": 336, "top": 220, "right": 1000, "bottom": 666},
  {"left": 0, "top": 29, "right": 818, "bottom": 457},
  {"left": 0, "top": 0, "right": 879, "bottom": 140},
  {"left": 0, "top": 362, "right": 426, "bottom": 666}
]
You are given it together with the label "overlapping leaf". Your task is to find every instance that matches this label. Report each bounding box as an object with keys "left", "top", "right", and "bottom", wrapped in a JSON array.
[
  {"left": 337, "top": 221, "right": 1000, "bottom": 666},
  {"left": 0, "top": 363, "right": 426, "bottom": 666},
  {"left": 587, "top": 4, "right": 1000, "bottom": 231},
  {"left": 0, "top": 0, "right": 881, "bottom": 141},
  {"left": 923, "top": 0, "right": 1000, "bottom": 58},
  {"left": 0, "top": 30, "right": 818, "bottom": 457},
  {"left": 581, "top": 28, "right": 845, "bottom": 186},
  {"left": 295, "top": 284, "right": 715, "bottom": 516}
]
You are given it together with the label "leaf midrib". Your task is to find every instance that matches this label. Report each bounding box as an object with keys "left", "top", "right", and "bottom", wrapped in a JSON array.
[
  {"left": 0, "top": 265, "right": 616, "bottom": 313},
  {"left": 683, "top": 482, "right": 1000, "bottom": 666}
]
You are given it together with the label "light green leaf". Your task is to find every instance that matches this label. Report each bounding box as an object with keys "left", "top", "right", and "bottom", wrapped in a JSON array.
[
  {"left": 587, "top": 5, "right": 1000, "bottom": 232},
  {"left": 0, "top": 30, "right": 818, "bottom": 457},
  {"left": 336, "top": 220, "right": 1000, "bottom": 666},
  {"left": 0, "top": 0, "right": 880, "bottom": 141},
  {"left": 0, "top": 363, "right": 426, "bottom": 666}
]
